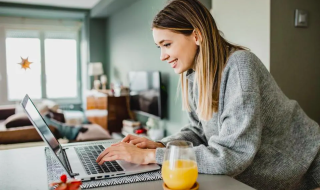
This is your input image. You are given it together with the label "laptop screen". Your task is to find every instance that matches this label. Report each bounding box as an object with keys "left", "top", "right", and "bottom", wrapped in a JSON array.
[{"left": 21, "top": 95, "right": 69, "bottom": 174}]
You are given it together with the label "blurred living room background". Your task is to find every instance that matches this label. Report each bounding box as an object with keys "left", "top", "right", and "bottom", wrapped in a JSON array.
[{"left": 0, "top": 0, "right": 319, "bottom": 150}]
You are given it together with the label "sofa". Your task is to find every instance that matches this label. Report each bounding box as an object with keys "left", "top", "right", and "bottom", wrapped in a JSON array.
[{"left": 0, "top": 105, "right": 112, "bottom": 145}]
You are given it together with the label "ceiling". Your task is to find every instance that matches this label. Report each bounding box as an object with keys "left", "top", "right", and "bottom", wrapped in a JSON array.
[{"left": 0, "top": 0, "right": 101, "bottom": 9}]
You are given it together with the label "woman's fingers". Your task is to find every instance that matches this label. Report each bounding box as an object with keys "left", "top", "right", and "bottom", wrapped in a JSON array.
[
  {"left": 96, "top": 151, "right": 106, "bottom": 163},
  {"left": 121, "top": 134, "right": 132, "bottom": 143},
  {"left": 111, "top": 142, "right": 120, "bottom": 146},
  {"left": 121, "top": 134, "right": 138, "bottom": 143},
  {"left": 110, "top": 138, "right": 160, "bottom": 150},
  {"left": 112, "top": 135, "right": 140, "bottom": 146},
  {"left": 135, "top": 142, "right": 146, "bottom": 148},
  {"left": 98, "top": 154, "right": 121, "bottom": 165},
  {"left": 129, "top": 138, "right": 145, "bottom": 145},
  {"left": 96, "top": 146, "right": 115, "bottom": 162},
  {"left": 96, "top": 142, "right": 153, "bottom": 165}
]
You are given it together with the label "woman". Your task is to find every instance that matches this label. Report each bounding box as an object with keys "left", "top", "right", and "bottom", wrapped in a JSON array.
[{"left": 96, "top": 0, "right": 320, "bottom": 189}]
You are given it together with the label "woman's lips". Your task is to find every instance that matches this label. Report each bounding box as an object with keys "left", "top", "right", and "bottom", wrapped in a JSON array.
[{"left": 171, "top": 59, "right": 178, "bottom": 68}]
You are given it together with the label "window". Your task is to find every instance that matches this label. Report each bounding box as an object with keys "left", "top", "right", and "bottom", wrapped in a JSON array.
[
  {"left": 6, "top": 34, "right": 42, "bottom": 100},
  {"left": 4, "top": 29, "right": 80, "bottom": 102},
  {"left": 45, "top": 33, "right": 78, "bottom": 99}
]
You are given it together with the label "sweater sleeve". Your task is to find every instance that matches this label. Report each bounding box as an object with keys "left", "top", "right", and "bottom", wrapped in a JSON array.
[{"left": 155, "top": 108, "right": 208, "bottom": 163}]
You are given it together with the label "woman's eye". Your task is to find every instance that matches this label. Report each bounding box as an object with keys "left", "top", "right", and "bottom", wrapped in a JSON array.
[{"left": 164, "top": 43, "right": 171, "bottom": 47}]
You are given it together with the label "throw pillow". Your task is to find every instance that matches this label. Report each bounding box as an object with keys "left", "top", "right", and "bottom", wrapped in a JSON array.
[{"left": 4, "top": 113, "right": 32, "bottom": 128}]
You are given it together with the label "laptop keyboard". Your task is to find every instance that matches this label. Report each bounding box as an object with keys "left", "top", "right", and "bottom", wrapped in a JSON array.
[{"left": 75, "top": 145, "right": 124, "bottom": 175}]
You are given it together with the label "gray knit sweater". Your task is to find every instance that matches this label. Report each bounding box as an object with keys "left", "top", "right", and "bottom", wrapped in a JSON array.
[{"left": 155, "top": 50, "right": 320, "bottom": 190}]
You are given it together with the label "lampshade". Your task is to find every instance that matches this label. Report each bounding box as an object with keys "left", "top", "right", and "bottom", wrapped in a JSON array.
[{"left": 88, "top": 62, "right": 103, "bottom": 76}]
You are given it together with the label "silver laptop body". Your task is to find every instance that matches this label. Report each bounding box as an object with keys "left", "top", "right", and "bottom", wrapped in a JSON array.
[{"left": 21, "top": 94, "right": 160, "bottom": 181}]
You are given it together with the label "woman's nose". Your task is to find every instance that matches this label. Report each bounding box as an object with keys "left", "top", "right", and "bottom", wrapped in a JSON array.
[{"left": 160, "top": 52, "right": 169, "bottom": 61}]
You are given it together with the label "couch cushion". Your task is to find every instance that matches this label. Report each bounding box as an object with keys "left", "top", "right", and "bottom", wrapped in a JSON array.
[
  {"left": 4, "top": 113, "right": 32, "bottom": 128},
  {"left": 0, "top": 105, "right": 16, "bottom": 120}
]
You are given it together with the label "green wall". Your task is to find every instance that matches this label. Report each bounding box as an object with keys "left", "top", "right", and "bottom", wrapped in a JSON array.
[
  {"left": 105, "top": 0, "right": 185, "bottom": 135},
  {"left": 89, "top": 19, "right": 106, "bottom": 89}
]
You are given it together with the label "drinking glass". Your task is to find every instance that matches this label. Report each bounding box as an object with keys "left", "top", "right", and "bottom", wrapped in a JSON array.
[{"left": 162, "top": 140, "right": 198, "bottom": 190}]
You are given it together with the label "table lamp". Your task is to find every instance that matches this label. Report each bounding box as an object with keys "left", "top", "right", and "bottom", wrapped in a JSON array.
[
  {"left": 100, "top": 75, "right": 107, "bottom": 90},
  {"left": 88, "top": 62, "right": 103, "bottom": 90}
]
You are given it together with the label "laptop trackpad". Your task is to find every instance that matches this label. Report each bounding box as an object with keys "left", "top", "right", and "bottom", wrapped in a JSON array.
[{"left": 117, "top": 160, "right": 160, "bottom": 172}]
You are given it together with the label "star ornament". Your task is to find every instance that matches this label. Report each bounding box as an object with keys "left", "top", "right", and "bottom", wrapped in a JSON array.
[{"left": 18, "top": 57, "right": 32, "bottom": 70}]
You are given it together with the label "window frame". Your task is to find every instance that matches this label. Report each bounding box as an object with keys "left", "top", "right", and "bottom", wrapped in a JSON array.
[{"left": 0, "top": 18, "right": 82, "bottom": 105}]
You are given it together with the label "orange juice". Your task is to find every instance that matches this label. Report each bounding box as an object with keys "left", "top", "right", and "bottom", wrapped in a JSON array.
[{"left": 162, "top": 159, "right": 198, "bottom": 190}]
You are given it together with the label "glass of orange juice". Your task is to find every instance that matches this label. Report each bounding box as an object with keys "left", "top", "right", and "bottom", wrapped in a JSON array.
[{"left": 162, "top": 140, "right": 198, "bottom": 190}]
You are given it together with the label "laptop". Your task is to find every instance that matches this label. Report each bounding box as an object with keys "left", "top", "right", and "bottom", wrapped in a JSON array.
[{"left": 21, "top": 94, "right": 160, "bottom": 181}]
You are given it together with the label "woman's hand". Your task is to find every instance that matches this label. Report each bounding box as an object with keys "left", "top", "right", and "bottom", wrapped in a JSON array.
[
  {"left": 96, "top": 142, "right": 156, "bottom": 165},
  {"left": 112, "top": 134, "right": 165, "bottom": 149}
]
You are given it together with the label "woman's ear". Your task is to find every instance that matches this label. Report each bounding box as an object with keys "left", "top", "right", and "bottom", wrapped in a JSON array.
[{"left": 193, "top": 29, "right": 203, "bottom": 46}]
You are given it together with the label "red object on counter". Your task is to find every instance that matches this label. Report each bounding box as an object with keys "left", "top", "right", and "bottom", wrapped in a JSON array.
[
  {"left": 135, "top": 128, "right": 147, "bottom": 134},
  {"left": 50, "top": 174, "right": 82, "bottom": 190}
]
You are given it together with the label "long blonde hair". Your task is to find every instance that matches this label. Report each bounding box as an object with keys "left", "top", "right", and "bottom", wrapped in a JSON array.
[{"left": 153, "top": 0, "right": 246, "bottom": 121}]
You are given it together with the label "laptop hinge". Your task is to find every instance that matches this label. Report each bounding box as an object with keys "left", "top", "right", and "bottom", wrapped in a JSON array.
[{"left": 62, "top": 148, "right": 79, "bottom": 177}]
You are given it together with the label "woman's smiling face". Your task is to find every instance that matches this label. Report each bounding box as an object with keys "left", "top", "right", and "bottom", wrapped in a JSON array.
[{"left": 153, "top": 28, "right": 199, "bottom": 74}]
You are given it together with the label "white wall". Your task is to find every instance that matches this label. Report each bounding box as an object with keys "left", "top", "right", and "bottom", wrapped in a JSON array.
[{"left": 211, "top": 0, "right": 270, "bottom": 70}]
